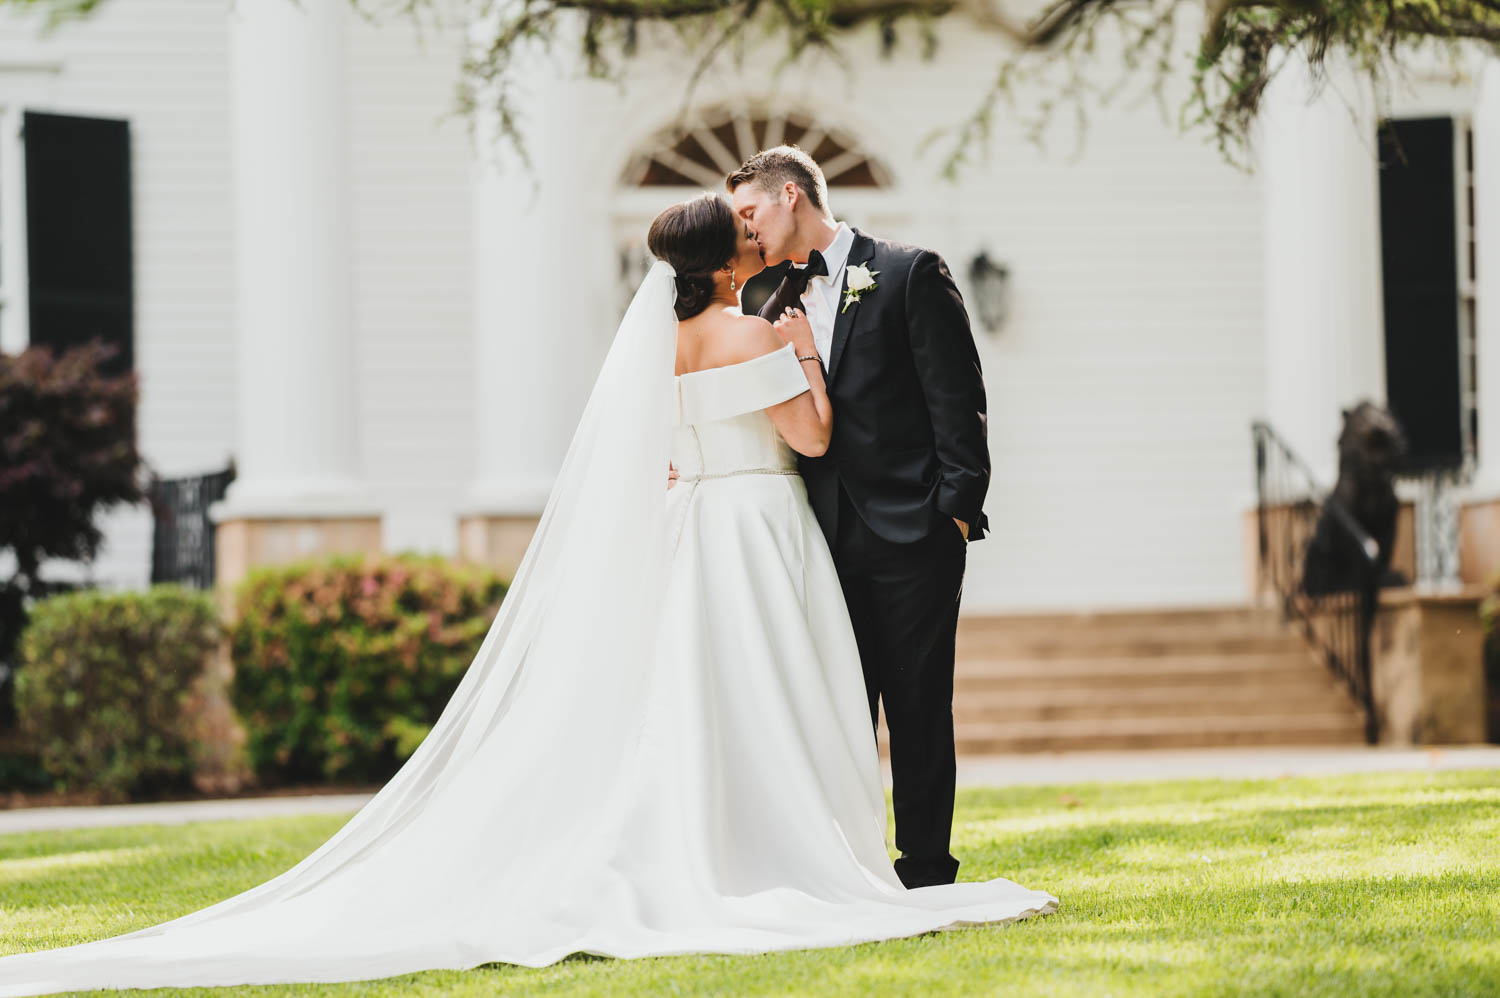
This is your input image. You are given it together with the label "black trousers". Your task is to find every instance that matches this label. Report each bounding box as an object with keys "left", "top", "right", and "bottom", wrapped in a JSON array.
[{"left": 832, "top": 483, "right": 965, "bottom": 889}]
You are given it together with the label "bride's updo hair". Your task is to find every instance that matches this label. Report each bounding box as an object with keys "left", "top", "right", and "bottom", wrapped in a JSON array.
[{"left": 647, "top": 193, "right": 738, "bottom": 320}]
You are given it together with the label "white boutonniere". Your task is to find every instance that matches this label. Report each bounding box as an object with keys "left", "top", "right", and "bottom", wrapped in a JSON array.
[{"left": 842, "top": 263, "right": 879, "bottom": 313}]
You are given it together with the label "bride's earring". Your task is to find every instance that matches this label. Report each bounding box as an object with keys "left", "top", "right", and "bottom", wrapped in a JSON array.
[{"left": 729, "top": 268, "right": 738, "bottom": 293}]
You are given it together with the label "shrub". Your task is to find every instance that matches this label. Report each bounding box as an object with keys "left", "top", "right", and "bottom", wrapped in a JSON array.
[
  {"left": 15, "top": 585, "right": 222, "bottom": 800},
  {"left": 229, "top": 554, "right": 506, "bottom": 783},
  {"left": 0, "top": 735, "right": 51, "bottom": 794}
]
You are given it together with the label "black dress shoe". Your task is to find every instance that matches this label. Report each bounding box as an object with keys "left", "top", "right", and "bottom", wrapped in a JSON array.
[{"left": 894, "top": 854, "right": 960, "bottom": 889}]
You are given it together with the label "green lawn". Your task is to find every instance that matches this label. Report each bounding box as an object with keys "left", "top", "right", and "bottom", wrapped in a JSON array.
[{"left": 3, "top": 770, "right": 1499, "bottom": 996}]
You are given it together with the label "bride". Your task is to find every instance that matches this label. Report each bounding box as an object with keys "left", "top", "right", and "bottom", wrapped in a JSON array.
[{"left": 0, "top": 193, "right": 1056, "bottom": 996}]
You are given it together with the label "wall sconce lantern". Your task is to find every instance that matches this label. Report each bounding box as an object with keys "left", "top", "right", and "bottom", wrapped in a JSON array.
[{"left": 968, "top": 251, "right": 1011, "bottom": 335}]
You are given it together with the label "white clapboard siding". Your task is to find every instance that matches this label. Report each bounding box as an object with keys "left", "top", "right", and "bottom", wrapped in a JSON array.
[
  {"left": 345, "top": 5, "right": 475, "bottom": 557},
  {"left": 0, "top": 2, "right": 238, "bottom": 478},
  {"left": 959, "top": 104, "right": 1265, "bottom": 611},
  {"left": 564, "top": 15, "right": 1265, "bottom": 611},
  {"left": 1, "top": 2, "right": 480, "bottom": 585},
  {"left": 2, "top": 4, "right": 1404, "bottom": 613},
  {"left": 1, "top": 1, "right": 236, "bottom": 590}
]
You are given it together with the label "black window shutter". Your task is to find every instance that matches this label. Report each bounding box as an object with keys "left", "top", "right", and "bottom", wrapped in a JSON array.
[
  {"left": 22, "top": 110, "right": 134, "bottom": 376},
  {"left": 1377, "top": 116, "right": 1462, "bottom": 472}
]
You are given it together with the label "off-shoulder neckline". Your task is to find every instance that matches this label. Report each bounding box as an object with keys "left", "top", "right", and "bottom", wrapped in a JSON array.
[{"left": 674, "top": 341, "right": 795, "bottom": 382}]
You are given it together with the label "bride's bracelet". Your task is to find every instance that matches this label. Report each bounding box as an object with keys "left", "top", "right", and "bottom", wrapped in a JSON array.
[{"left": 797, "top": 355, "right": 820, "bottom": 364}]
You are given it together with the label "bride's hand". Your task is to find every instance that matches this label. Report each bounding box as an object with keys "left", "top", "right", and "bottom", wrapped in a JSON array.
[{"left": 773, "top": 307, "right": 816, "bottom": 356}]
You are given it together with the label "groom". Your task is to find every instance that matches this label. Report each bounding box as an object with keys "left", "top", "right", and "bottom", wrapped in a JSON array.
[{"left": 727, "top": 147, "right": 990, "bottom": 890}]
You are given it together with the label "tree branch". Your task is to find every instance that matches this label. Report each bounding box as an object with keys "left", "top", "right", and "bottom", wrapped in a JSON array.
[{"left": 7, "top": 0, "right": 1500, "bottom": 169}]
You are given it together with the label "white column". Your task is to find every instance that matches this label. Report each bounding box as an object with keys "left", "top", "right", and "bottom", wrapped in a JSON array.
[
  {"left": 216, "top": 0, "right": 370, "bottom": 517},
  {"left": 1473, "top": 58, "right": 1500, "bottom": 495},
  {"left": 467, "top": 122, "right": 567, "bottom": 513},
  {"left": 0, "top": 105, "right": 29, "bottom": 356},
  {"left": 465, "top": 49, "right": 602, "bottom": 516},
  {"left": 1260, "top": 52, "right": 1387, "bottom": 484}
]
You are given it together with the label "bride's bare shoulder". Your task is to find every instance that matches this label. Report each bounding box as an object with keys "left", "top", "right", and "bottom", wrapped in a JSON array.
[{"left": 701, "top": 312, "right": 782, "bottom": 368}]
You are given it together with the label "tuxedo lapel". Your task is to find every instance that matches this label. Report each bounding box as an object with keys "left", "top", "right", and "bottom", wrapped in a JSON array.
[{"left": 825, "top": 229, "right": 877, "bottom": 382}]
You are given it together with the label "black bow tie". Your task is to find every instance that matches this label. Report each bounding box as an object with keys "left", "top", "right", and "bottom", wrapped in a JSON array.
[{"left": 783, "top": 249, "right": 829, "bottom": 298}]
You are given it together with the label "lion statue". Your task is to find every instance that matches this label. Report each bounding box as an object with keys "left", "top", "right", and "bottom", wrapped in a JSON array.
[{"left": 1301, "top": 401, "right": 1407, "bottom": 597}]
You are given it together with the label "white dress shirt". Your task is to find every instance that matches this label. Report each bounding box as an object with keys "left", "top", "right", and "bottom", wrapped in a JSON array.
[{"left": 791, "top": 222, "right": 854, "bottom": 363}]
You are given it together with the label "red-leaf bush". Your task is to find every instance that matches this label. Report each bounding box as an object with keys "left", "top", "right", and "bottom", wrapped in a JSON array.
[{"left": 0, "top": 341, "right": 142, "bottom": 722}]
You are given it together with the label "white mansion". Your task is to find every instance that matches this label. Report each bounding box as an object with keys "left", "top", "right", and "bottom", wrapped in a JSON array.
[{"left": 3, "top": 0, "right": 1499, "bottom": 615}]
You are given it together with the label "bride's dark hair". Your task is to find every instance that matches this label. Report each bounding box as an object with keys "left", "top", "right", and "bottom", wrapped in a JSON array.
[{"left": 647, "top": 193, "right": 738, "bottom": 320}]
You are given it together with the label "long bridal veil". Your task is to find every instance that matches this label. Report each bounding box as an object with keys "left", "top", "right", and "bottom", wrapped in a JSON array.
[{"left": 0, "top": 262, "right": 684, "bottom": 995}]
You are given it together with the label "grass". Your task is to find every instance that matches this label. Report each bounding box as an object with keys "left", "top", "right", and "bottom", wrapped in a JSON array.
[{"left": 2, "top": 770, "right": 1499, "bottom": 996}]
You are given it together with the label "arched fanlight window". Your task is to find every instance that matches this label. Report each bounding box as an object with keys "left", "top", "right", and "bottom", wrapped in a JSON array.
[{"left": 622, "top": 109, "right": 889, "bottom": 189}]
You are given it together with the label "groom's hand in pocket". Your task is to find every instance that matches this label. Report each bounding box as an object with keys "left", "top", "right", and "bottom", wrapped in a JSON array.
[{"left": 953, "top": 517, "right": 969, "bottom": 540}]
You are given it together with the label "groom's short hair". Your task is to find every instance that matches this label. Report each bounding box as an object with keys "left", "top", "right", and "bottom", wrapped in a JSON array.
[{"left": 726, "top": 146, "right": 829, "bottom": 216}]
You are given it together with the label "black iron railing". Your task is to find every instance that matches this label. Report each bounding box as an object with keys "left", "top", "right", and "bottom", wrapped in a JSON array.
[
  {"left": 146, "top": 464, "right": 236, "bottom": 590},
  {"left": 1253, "top": 422, "right": 1380, "bottom": 743}
]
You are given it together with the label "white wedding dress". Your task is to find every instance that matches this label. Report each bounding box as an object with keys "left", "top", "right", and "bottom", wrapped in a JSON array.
[{"left": 0, "top": 264, "right": 1055, "bottom": 996}]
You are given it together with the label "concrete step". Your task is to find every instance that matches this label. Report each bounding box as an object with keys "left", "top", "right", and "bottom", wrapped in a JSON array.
[
  {"left": 877, "top": 713, "right": 1367, "bottom": 755},
  {"left": 954, "top": 653, "right": 1328, "bottom": 692},
  {"left": 951, "top": 714, "right": 1368, "bottom": 752},
  {"left": 956, "top": 632, "right": 1308, "bottom": 659},
  {"left": 951, "top": 683, "right": 1360, "bottom": 723},
  {"left": 957, "top": 605, "right": 1285, "bottom": 631},
  {"left": 927, "top": 607, "right": 1369, "bottom": 753},
  {"left": 954, "top": 608, "right": 1310, "bottom": 659}
]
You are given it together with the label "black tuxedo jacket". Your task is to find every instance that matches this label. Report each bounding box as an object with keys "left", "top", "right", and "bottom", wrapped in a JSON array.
[{"left": 759, "top": 227, "right": 991, "bottom": 546}]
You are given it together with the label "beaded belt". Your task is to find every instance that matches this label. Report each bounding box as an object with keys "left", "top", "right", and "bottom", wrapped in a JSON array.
[{"left": 675, "top": 467, "right": 800, "bottom": 482}]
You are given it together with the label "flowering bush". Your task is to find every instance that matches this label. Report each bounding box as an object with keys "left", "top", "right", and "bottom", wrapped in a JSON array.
[{"left": 230, "top": 554, "right": 506, "bottom": 783}]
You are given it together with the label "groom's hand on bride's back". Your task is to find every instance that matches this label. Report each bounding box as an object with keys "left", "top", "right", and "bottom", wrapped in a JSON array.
[{"left": 667, "top": 463, "right": 679, "bottom": 490}]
